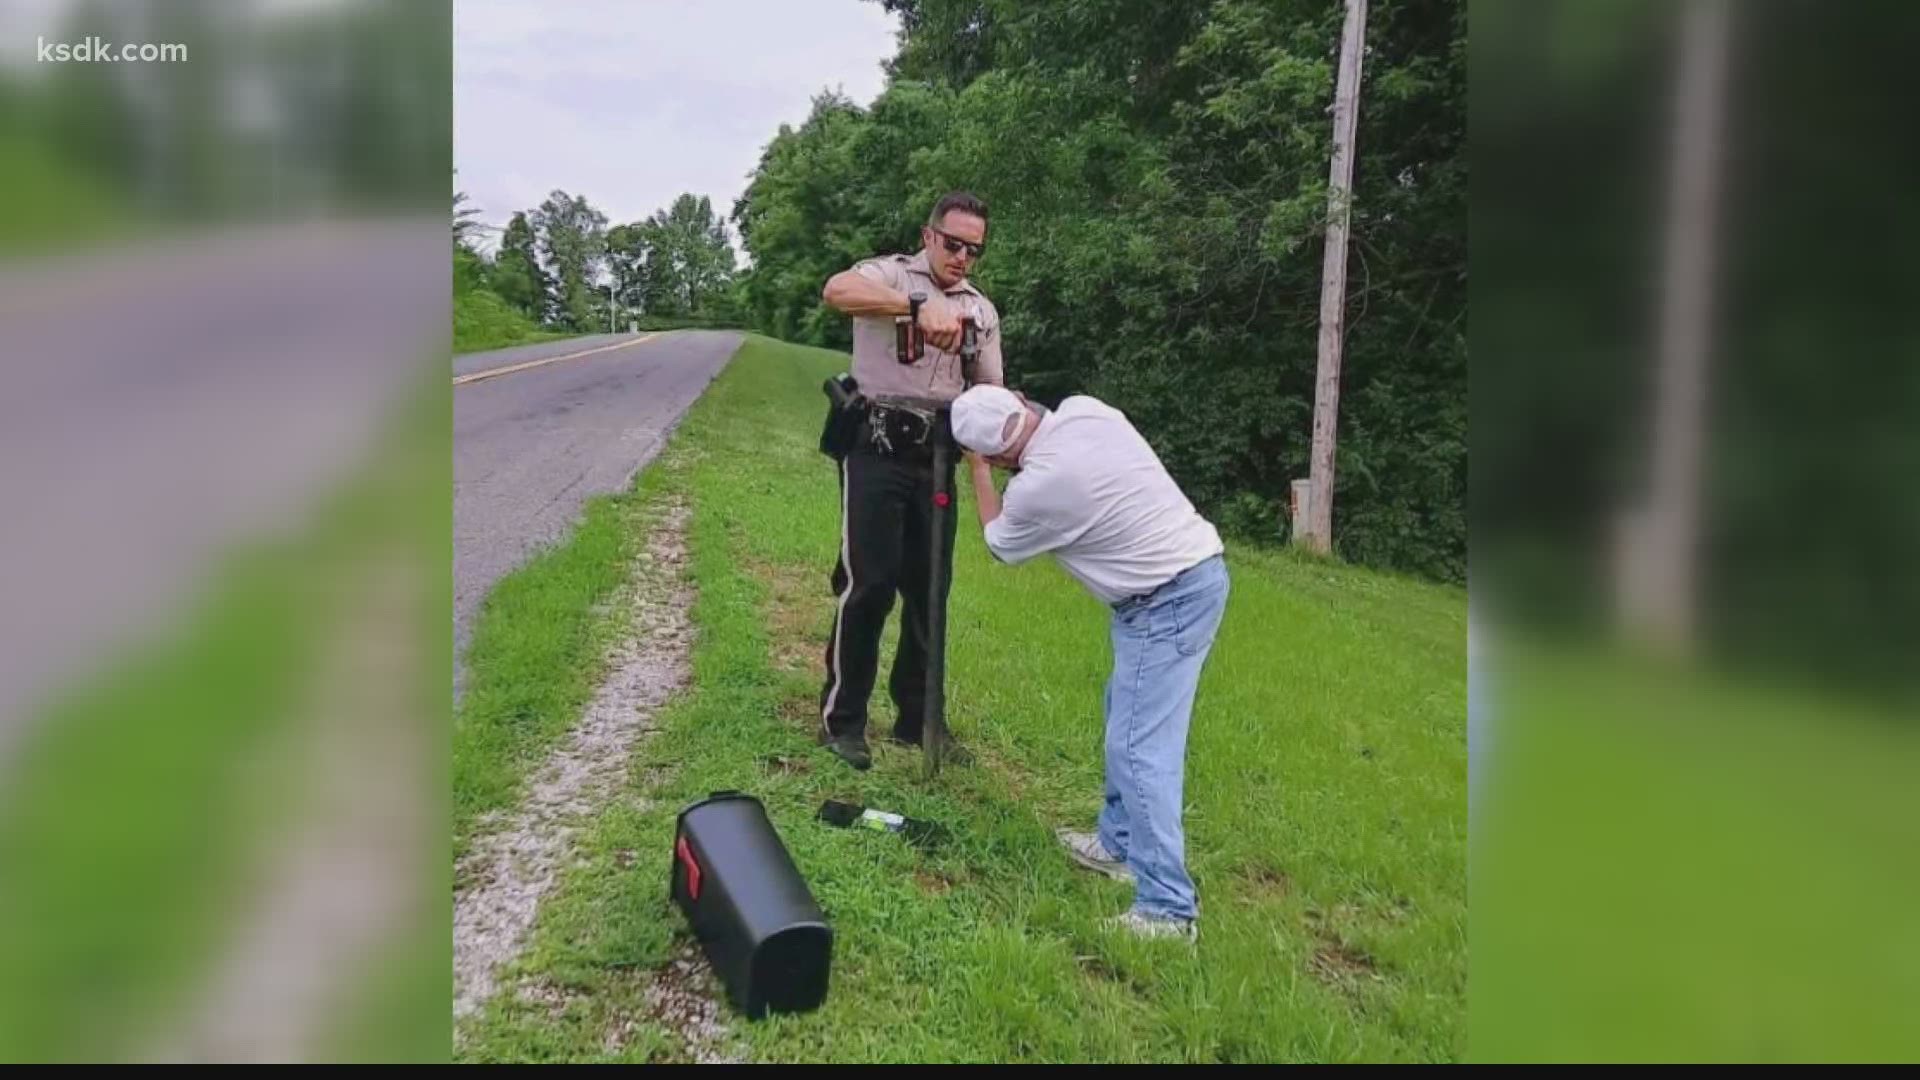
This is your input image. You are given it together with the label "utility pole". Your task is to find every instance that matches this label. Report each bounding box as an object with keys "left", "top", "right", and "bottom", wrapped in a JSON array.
[
  {"left": 1301, "top": 0, "right": 1369, "bottom": 555},
  {"left": 1613, "top": 0, "right": 1731, "bottom": 655}
]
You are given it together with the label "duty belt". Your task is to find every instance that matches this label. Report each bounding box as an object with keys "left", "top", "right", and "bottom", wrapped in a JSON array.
[{"left": 864, "top": 398, "right": 943, "bottom": 455}]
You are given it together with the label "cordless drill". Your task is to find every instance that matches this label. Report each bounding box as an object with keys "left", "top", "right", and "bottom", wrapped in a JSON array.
[
  {"left": 958, "top": 315, "right": 979, "bottom": 387},
  {"left": 895, "top": 291, "right": 927, "bottom": 364}
]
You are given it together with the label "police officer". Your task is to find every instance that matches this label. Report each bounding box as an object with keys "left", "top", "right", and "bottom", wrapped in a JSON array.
[{"left": 814, "top": 191, "right": 1005, "bottom": 770}]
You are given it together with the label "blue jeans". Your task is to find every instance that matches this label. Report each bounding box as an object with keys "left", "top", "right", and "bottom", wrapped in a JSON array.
[{"left": 1097, "top": 554, "right": 1229, "bottom": 922}]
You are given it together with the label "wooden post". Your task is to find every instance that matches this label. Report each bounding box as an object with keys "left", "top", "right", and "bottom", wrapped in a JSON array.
[
  {"left": 1614, "top": 0, "right": 1730, "bottom": 654},
  {"left": 1304, "top": 0, "right": 1369, "bottom": 556}
]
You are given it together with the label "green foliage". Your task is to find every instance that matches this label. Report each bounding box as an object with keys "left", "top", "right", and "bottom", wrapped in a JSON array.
[
  {"left": 1471, "top": 0, "right": 1920, "bottom": 696},
  {"left": 453, "top": 187, "right": 550, "bottom": 353},
  {"left": 452, "top": 189, "right": 740, "bottom": 342},
  {"left": 529, "top": 189, "right": 610, "bottom": 333},
  {"left": 489, "top": 211, "right": 549, "bottom": 320},
  {"left": 453, "top": 286, "right": 553, "bottom": 355},
  {"left": 732, "top": 0, "right": 1466, "bottom": 583},
  {"left": 609, "top": 194, "right": 739, "bottom": 320},
  {"left": 7, "top": 0, "right": 447, "bottom": 222},
  {"left": 0, "top": 129, "right": 125, "bottom": 255}
]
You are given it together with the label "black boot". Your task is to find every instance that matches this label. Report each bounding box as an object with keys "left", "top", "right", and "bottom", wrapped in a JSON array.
[{"left": 820, "top": 729, "right": 872, "bottom": 771}]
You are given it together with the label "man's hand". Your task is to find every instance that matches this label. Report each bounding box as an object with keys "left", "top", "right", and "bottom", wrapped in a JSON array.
[
  {"left": 967, "top": 452, "right": 1002, "bottom": 528},
  {"left": 918, "top": 294, "right": 963, "bottom": 353}
]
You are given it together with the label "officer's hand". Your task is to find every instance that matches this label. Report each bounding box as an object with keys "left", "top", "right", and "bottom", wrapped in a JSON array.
[{"left": 918, "top": 295, "right": 963, "bottom": 353}]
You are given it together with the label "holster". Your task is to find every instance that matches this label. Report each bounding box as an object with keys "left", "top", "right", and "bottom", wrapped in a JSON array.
[{"left": 819, "top": 373, "right": 865, "bottom": 460}]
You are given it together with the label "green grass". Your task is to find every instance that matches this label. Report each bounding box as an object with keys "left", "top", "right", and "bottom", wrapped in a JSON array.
[
  {"left": 1471, "top": 639, "right": 1920, "bottom": 1063},
  {"left": 454, "top": 334, "right": 1467, "bottom": 1062},
  {"left": 452, "top": 468, "right": 679, "bottom": 859},
  {"left": 0, "top": 131, "right": 129, "bottom": 258}
]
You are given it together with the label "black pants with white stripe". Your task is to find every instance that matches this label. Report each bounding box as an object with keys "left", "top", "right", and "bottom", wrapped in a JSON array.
[{"left": 819, "top": 441, "right": 957, "bottom": 742}]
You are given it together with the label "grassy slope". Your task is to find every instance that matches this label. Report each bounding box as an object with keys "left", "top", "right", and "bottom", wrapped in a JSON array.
[
  {"left": 1471, "top": 642, "right": 1920, "bottom": 1063},
  {"left": 453, "top": 287, "right": 572, "bottom": 355},
  {"left": 454, "top": 334, "right": 1467, "bottom": 1063}
]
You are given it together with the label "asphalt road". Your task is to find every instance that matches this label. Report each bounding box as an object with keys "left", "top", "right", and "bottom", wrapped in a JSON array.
[
  {"left": 452, "top": 329, "right": 741, "bottom": 698},
  {"left": 452, "top": 332, "right": 637, "bottom": 380}
]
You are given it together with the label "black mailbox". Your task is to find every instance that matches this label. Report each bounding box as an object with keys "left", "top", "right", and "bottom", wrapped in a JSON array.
[{"left": 669, "top": 791, "right": 833, "bottom": 1019}]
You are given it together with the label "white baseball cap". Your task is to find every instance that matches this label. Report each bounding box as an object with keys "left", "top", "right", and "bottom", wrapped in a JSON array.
[{"left": 951, "top": 385, "right": 1029, "bottom": 455}]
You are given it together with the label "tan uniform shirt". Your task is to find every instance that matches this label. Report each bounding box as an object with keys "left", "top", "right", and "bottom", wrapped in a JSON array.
[{"left": 848, "top": 249, "right": 1004, "bottom": 403}]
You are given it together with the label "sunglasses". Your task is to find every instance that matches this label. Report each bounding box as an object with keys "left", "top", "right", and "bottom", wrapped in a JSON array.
[{"left": 928, "top": 226, "right": 985, "bottom": 260}]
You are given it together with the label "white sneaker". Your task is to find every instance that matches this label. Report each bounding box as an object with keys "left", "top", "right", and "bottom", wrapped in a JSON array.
[
  {"left": 1102, "top": 910, "right": 1198, "bottom": 943},
  {"left": 1056, "top": 828, "right": 1133, "bottom": 883}
]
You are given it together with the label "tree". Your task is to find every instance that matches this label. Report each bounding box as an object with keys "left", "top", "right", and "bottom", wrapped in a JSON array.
[
  {"left": 647, "top": 193, "right": 736, "bottom": 316},
  {"left": 489, "top": 211, "right": 549, "bottom": 322},
  {"left": 41, "top": 0, "right": 139, "bottom": 200},
  {"left": 453, "top": 188, "right": 488, "bottom": 296},
  {"left": 529, "top": 190, "right": 609, "bottom": 331},
  {"left": 604, "top": 222, "right": 649, "bottom": 315},
  {"left": 452, "top": 187, "right": 483, "bottom": 250}
]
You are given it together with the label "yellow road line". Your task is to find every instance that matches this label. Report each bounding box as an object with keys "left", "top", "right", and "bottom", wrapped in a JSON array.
[{"left": 452, "top": 333, "right": 658, "bottom": 387}]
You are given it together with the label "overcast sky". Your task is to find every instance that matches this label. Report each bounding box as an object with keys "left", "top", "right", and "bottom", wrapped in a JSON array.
[{"left": 455, "top": 0, "right": 901, "bottom": 260}]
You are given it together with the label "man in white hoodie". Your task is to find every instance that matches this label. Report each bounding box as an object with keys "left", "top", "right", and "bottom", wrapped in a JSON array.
[{"left": 951, "top": 384, "right": 1230, "bottom": 942}]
